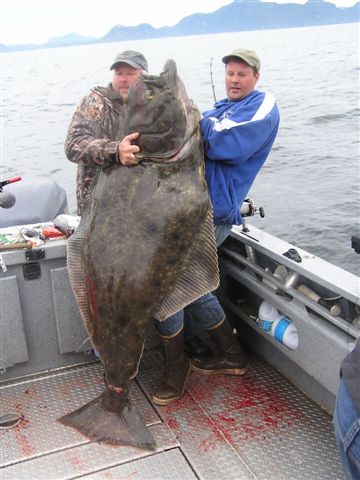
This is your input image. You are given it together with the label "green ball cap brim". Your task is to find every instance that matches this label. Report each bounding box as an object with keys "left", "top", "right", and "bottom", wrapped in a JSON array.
[{"left": 222, "top": 49, "right": 260, "bottom": 71}]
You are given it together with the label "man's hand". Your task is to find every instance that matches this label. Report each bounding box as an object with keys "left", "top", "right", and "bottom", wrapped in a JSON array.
[{"left": 118, "top": 132, "right": 140, "bottom": 165}]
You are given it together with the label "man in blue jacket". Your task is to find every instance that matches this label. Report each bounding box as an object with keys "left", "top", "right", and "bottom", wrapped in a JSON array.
[{"left": 153, "top": 49, "right": 280, "bottom": 406}]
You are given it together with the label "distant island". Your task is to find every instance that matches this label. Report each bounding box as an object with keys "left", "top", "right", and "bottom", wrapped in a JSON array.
[{"left": 2, "top": 0, "right": 359, "bottom": 52}]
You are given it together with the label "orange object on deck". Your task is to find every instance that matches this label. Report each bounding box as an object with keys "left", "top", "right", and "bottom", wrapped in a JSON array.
[{"left": 43, "top": 226, "right": 65, "bottom": 239}]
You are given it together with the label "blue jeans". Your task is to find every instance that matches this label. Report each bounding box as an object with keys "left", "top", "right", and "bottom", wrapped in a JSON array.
[
  {"left": 155, "top": 224, "right": 232, "bottom": 337},
  {"left": 214, "top": 224, "right": 232, "bottom": 248},
  {"left": 333, "top": 379, "right": 360, "bottom": 479},
  {"left": 156, "top": 292, "right": 226, "bottom": 336}
]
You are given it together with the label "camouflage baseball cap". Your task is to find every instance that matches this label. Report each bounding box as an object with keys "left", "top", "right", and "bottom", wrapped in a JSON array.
[
  {"left": 110, "top": 50, "right": 148, "bottom": 71},
  {"left": 222, "top": 49, "right": 260, "bottom": 71}
]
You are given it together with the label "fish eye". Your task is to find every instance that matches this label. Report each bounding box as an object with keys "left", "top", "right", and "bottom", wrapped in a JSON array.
[{"left": 144, "top": 89, "right": 154, "bottom": 100}]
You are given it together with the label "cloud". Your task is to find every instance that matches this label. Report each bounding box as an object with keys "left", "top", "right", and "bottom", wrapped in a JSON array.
[
  {"left": 1, "top": 0, "right": 357, "bottom": 45},
  {"left": 1, "top": 0, "right": 233, "bottom": 45}
]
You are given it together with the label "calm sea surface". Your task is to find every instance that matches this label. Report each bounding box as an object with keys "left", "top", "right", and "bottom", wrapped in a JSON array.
[{"left": 1, "top": 23, "right": 359, "bottom": 275}]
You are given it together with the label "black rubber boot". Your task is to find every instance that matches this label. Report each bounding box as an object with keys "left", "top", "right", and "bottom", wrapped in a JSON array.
[
  {"left": 184, "top": 336, "right": 212, "bottom": 358},
  {"left": 192, "top": 317, "right": 247, "bottom": 375},
  {"left": 152, "top": 328, "right": 192, "bottom": 406}
]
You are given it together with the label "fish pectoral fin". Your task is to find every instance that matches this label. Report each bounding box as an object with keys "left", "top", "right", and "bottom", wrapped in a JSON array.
[{"left": 58, "top": 394, "right": 156, "bottom": 451}]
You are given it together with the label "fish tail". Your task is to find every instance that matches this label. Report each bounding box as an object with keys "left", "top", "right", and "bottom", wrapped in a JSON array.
[{"left": 58, "top": 387, "right": 156, "bottom": 451}]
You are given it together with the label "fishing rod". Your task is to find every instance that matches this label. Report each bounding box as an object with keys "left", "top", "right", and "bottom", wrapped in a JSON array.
[
  {"left": 209, "top": 57, "right": 217, "bottom": 103},
  {"left": 0, "top": 176, "right": 21, "bottom": 192},
  {"left": 0, "top": 176, "right": 21, "bottom": 209}
]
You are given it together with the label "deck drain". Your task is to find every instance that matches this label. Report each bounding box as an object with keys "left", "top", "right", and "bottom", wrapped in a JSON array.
[{"left": 0, "top": 412, "right": 21, "bottom": 429}]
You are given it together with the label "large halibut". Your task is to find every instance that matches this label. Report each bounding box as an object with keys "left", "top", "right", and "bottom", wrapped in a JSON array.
[{"left": 59, "top": 59, "right": 219, "bottom": 450}]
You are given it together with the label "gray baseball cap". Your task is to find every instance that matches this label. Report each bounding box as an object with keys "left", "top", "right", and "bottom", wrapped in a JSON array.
[
  {"left": 110, "top": 50, "right": 148, "bottom": 71},
  {"left": 222, "top": 49, "right": 260, "bottom": 71}
]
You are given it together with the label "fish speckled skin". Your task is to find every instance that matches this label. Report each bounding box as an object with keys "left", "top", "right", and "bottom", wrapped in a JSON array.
[{"left": 59, "top": 60, "right": 219, "bottom": 450}]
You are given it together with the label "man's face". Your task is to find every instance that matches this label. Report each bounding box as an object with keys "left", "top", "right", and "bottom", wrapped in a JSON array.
[
  {"left": 112, "top": 64, "right": 143, "bottom": 96},
  {"left": 225, "top": 60, "right": 259, "bottom": 101}
]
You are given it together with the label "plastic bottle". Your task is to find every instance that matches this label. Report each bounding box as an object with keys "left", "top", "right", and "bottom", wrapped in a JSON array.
[
  {"left": 258, "top": 300, "right": 280, "bottom": 332},
  {"left": 271, "top": 316, "right": 299, "bottom": 350},
  {"left": 258, "top": 300, "right": 299, "bottom": 350}
]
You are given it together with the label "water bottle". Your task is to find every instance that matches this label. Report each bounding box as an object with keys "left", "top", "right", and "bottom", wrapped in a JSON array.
[
  {"left": 258, "top": 300, "right": 280, "bottom": 332},
  {"left": 258, "top": 300, "right": 299, "bottom": 350},
  {"left": 271, "top": 316, "right": 299, "bottom": 350}
]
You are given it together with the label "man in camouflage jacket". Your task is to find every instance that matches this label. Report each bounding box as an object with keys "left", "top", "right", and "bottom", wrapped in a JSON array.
[{"left": 65, "top": 50, "right": 148, "bottom": 214}]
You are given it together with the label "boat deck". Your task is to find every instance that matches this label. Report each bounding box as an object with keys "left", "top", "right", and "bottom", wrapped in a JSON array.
[{"left": 1, "top": 346, "right": 344, "bottom": 480}]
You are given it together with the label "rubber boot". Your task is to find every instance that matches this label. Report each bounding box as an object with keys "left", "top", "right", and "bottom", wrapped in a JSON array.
[
  {"left": 184, "top": 336, "right": 212, "bottom": 358},
  {"left": 192, "top": 317, "right": 247, "bottom": 375},
  {"left": 152, "top": 328, "right": 192, "bottom": 406}
]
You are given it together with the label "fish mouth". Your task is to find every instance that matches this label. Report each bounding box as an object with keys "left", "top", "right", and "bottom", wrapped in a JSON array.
[{"left": 136, "top": 128, "right": 194, "bottom": 164}]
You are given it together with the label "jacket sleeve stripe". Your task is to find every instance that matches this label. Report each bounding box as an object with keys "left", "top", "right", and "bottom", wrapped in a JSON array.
[
  {"left": 209, "top": 92, "right": 276, "bottom": 132},
  {"left": 251, "top": 92, "right": 276, "bottom": 121}
]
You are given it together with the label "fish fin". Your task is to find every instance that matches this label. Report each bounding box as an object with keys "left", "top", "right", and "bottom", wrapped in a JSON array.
[
  {"left": 67, "top": 178, "right": 99, "bottom": 347},
  {"left": 58, "top": 395, "right": 156, "bottom": 451},
  {"left": 155, "top": 208, "right": 219, "bottom": 321}
]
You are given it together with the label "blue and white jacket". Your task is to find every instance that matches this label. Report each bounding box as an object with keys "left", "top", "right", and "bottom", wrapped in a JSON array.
[{"left": 200, "top": 90, "right": 280, "bottom": 225}]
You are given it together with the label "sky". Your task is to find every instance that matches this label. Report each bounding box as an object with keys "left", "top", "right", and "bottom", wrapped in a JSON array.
[{"left": 1, "top": 0, "right": 358, "bottom": 45}]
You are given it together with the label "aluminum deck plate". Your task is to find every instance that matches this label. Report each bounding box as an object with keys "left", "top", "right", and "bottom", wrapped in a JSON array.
[{"left": 0, "top": 349, "right": 345, "bottom": 479}]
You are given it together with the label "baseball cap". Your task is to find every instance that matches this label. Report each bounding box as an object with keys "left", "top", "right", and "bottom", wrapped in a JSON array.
[
  {"left": 222, "top": 49, "right": 261, "bottom": 71},
  {"left": 110, "top": 50, "right": 148, "bottom": 71}
]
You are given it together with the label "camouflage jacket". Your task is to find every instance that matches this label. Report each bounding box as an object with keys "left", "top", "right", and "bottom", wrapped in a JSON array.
[{"left": 65, "top": 83, "right": 127, "bottom": 214}]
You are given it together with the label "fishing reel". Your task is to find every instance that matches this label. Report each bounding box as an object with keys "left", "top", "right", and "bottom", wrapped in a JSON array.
[
  {"left": 240, "top": 197, "right": 265, "bottom": 218},
  {"left": 240, "top": 197, "right": 265, "bottom": 234}
]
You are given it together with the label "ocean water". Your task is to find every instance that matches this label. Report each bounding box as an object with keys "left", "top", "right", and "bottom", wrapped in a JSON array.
[{"left": 1, "top": 23, "right": 359, "bottom": 275}]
